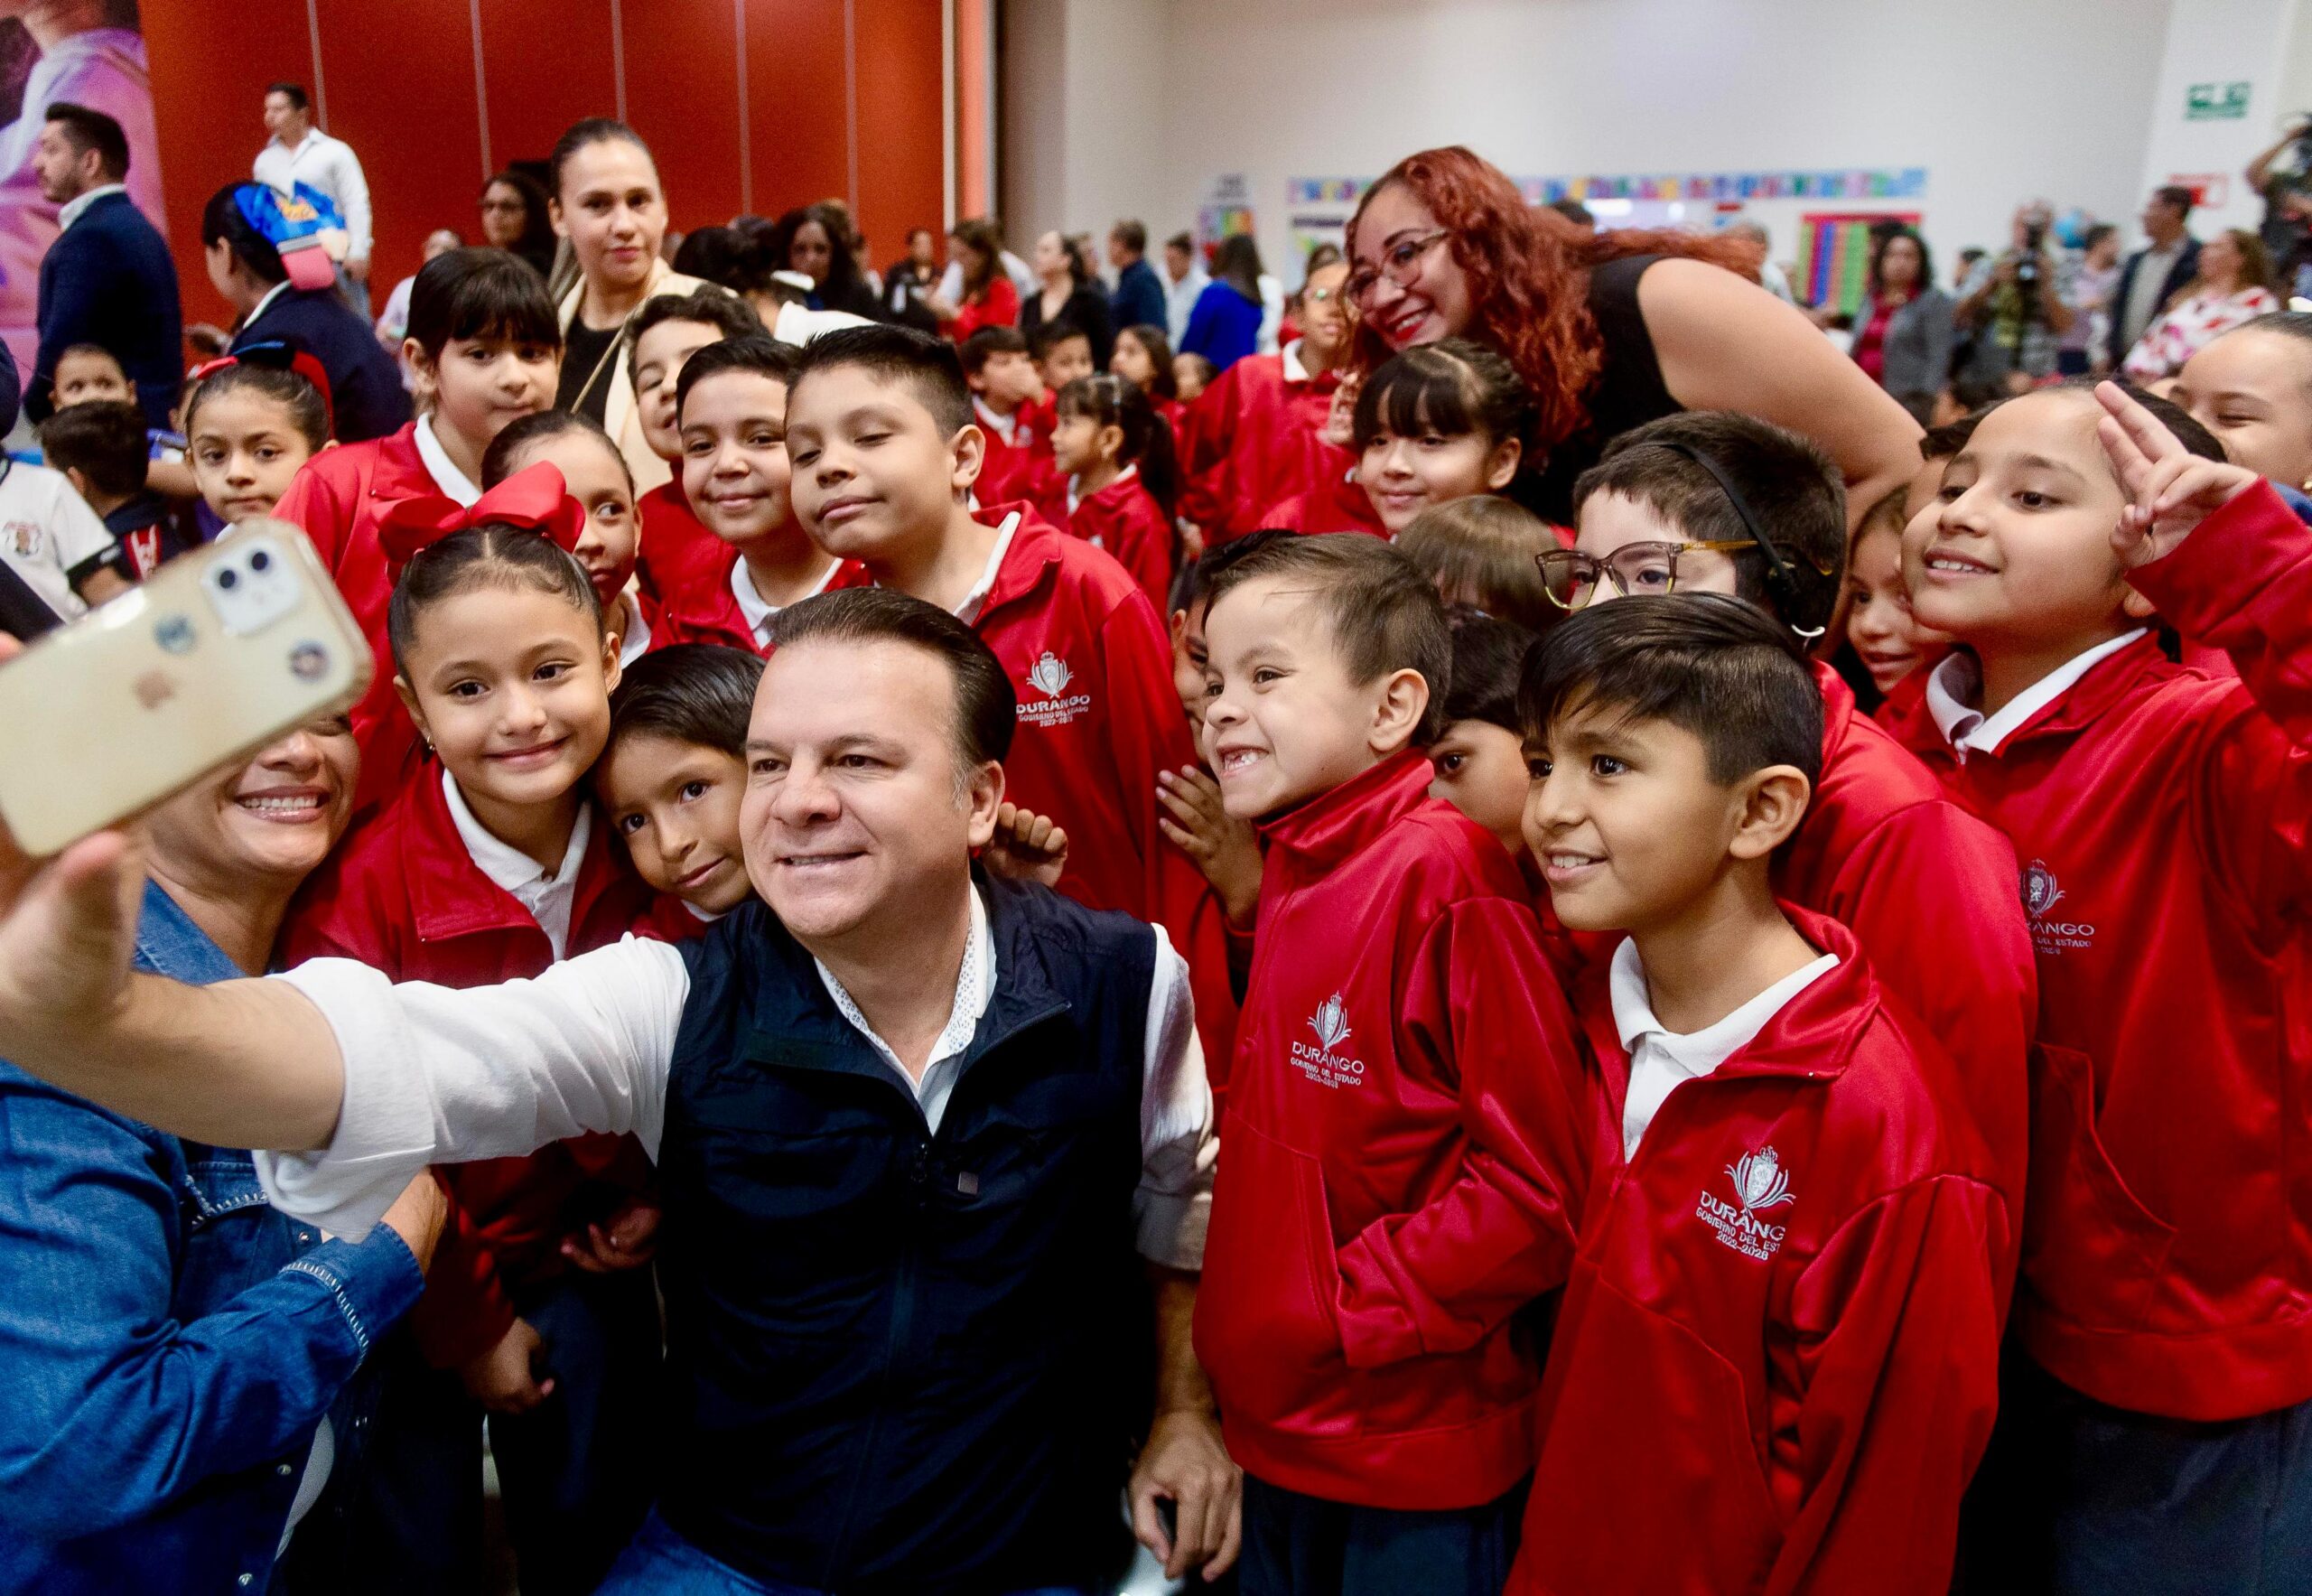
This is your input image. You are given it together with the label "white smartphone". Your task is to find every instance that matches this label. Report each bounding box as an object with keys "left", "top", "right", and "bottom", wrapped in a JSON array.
[{"left": 0, "top": 521, "right": 372, "bottom": 855}]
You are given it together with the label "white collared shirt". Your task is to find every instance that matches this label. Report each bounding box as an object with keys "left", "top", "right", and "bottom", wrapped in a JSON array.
[
  {"left": 614, "top": 590, "right": 651, "bottom": 668},
  {"left": 729, "top": 553, "right": 842, "bottom": 649},
  {"left": 441, "top": 770, "right": 591, "bottom": 960},
  {"left": 413, "top": 414, "right": 482, "bottom": 506},
  {"left": 258, "top": 908, "right": 1217, "bottom": 1269},
  {"left": 243, "top": 278, "right": 296, "bottom": 333},
  {"left": 1609, "top": 938, "right": 1839, "bottom": 1158},
  {"left": 254, "top": 126, "right": 372, "bottom": 257},
  {"left": 951, "top": 512, "right": 1021, "bottom": 625},
  {"left": 814, "top": 887, "right": 994, "bottom": 1134},
  {"left": 973, "top": 397, "right": 1020, "bottom": 447},
  {"left": 56, "top": 181, "right": 126, "bottom": 232},
  {"left": 1280, "top": 340, "right": 1310, "bottom": 385},
  {"left": 1923, "top": 630, "right": 2147, "bottom": 760},
  {"left": 1067, "top": 463, "right": 1135, "bottom": 519}
]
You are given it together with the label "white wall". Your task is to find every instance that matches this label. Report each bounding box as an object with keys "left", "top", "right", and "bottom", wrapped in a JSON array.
[
  {"left": 1002, "top": 0, "right": 2195, "bottom": 294},
  {"left": 2138, "top": 0, "right": 2312, "bottom": 238}
]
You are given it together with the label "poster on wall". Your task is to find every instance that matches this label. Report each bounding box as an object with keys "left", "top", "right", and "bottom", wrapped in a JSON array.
[
  {"left": 1197, "top": 173, "right": 1254, "bottom": 258},
  {"left": 0, "top": 1, "right": 165, "bottom": 387},
  {"left": 1795, "top": 211, "right": 1920, "bottom": 316}
]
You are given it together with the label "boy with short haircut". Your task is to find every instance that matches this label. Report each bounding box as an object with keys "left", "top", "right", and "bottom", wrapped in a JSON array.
[
  {"left": 36, "top": 400, "right": 184, "bottom": 578},
  {"left": 1428, "top": 611, "right": 1537, "bottom": 859},
  {"left": 1508, "top": 593, "right": 2006, "bottom": 1594},
  {"left": 959, "top": 325, "right": 1051, "bottom": 507},
  {"left": 1189, "top": 532, "right": 1587, "bottom": 1587},
  {"left": 1897, "top": 379, "right": 2312, "bottom": 1587},
  {"left": 627, "top": 289, "right": 767, "bottom": 602},
  {"left": 1561, "top": 409, "right": 2036, "bottom": 1287},
  {"left": 1397, "top": 497, "right": 1560, "bottom": 632},
  {"left": 658, "top": 336, "right": 855, "bottom": 654},
  {"left": 1029, "top": 320, "right": 1096, "bottom": 392},
  {"left": 783, "top": 324, "right": 1238, "bottom": 1078}
]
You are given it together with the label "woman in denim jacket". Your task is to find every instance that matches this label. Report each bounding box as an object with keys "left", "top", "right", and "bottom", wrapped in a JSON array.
[{"left": 0, "top": 714, "right": 445, "bottom": 1594}]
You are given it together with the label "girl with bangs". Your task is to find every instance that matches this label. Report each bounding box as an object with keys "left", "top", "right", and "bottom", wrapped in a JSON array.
[{"left": 1343, "top": 146, "right": 1920, "bottom": 528}]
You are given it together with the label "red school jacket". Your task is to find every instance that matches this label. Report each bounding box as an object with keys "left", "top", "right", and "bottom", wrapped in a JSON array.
[
  {"left": 974, "top": 396, "right": 1057, "bottom": 510},
  {"left": 1776, "top": 661, "right": 2035, "bottom": 1302},
  {"left": 637, "top": 479, "right": 732, "bottom": 604},
  {"left": 967, "top": 503, "right": 1239, "bottom": 1086},
  {"left": 278, "top": 768, "right": 667, "bottom": 1367},
  {"left": 1510, "top": 911, "right": 2007, "bottom": 1596},
  {"left": 1178, "top": 350, "right": 1355, "bottom": 540},
  {"left": 1890, "top": 480, "right": 2312, "bottom": 1423},
  {"left": 1192, "top": 751, "right": 1588, "bottom": 1509},
  {"left": 1067, "top": 471, "right": 1174, "bottom": 612},
  {"left": 1258, "top": 473, "right": 1386, "bottom": 538}
]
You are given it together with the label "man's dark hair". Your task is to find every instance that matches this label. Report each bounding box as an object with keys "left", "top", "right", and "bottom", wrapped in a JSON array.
[
  {"left": 1111, "top": 219, "right": 1148, "bottom": 255},
  {"left": 1164, "top": 230, "right": 1194, "bottom": 255},
  {"left": 629, "top": 288, "right": 762, "bottom": 387},
  {"left": 959, "top": 323, "right": 1029, "bottom": 377},
  {"left": 609, "top": 644, "right": 766, "bottom": 760},
  {"left": 794, "top": 324, "right": 972, "bottom": 436},
  {"left": 1519, "top": 593, "right": 1823, "bottom": 790},
  {"left": 1028, "top": 321, "right": 1091, "bottom": 365},
  {"left": 405, "top": 247, "right": 561, "bottom": 359},
  {"left": 675, "top": 334, "right": 803, "bottom": 423},
  {"left": 265, "top": 82, "right": 311, "bottom": 113},
  {"left": 45, "top": 103, "right": 128, "bottom": 181},
  {"left": 1205, "top": 533, "right": 1454, "bottom": 744},
  {"left": 1573, "top": 410, "right": 1848, "bottom": 633},
  {"left": 1442, "top": 611, "right": 1534, "bottom": 735},
  {"left": 767, "top": 586, "right": 1016, "bottom": 770},
  {"left": 2155, "top": 184, "right": 2197, "bottom": 219},
  {"left": 1166, "top": 527, "right": 1295, "bottom": 617},
  {"left": 39, "top": 400, "right": 147, "bottom": 498}
]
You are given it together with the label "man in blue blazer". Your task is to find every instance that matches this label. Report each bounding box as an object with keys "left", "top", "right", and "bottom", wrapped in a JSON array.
[{"left": 28, "top": 103, "right": 180, "bottom": 430}]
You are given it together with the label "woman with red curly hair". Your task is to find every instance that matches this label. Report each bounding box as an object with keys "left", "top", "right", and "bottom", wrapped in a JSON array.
[{"left": 1345, "top": 146, "right": 1919, "bottom": 529}]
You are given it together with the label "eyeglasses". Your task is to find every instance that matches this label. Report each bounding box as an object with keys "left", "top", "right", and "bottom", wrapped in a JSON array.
[
  {"left": 1345, "top": 229, "right": 1450, "bottom": 306},
  {"left": 1536, "top": 541, "right": 1761, "bottom": 610}
]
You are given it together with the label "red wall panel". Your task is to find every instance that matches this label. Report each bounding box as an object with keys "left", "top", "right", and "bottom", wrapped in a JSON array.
[
  {"left": 855, "top": 0, "right": 947, "bottom": 265},
  {"left": 620, "top": 0, "right": 746, "bottom": 234},
  {"left": 476, "top": 0, "right": 620, "bottom": 179},
  {"left": 744, "top": 0, "right": 849, "bottom": 223}
]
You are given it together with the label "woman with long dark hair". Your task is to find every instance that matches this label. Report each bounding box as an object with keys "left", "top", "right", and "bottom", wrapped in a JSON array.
[
  {"left": 478, "top": 170, "right": 557, "bottom": 280},
  {"left": 763, "top": 202, "right": 881, "bottom": 321},
  {"left": 1343, "top": 146, "right": 1920, "bottom": 525},
  {"left": 1180, "top": 234, "right": 1266, "bottom": 373},
  {"left": 1019, "top": 228, "right": 1114, "bottom": 368},
  {"left": 1853, "top": 226, "right": 1953, "bottom": 425}
]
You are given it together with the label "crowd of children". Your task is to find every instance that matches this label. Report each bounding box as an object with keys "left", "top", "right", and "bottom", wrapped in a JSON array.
[{"left": 4, "top": 110, "right": 2311, "bottom": 1596}]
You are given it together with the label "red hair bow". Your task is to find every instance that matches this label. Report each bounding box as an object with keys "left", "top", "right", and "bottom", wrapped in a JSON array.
[{"left": 378, "top": 462, "right": 586, "bottom": 576}]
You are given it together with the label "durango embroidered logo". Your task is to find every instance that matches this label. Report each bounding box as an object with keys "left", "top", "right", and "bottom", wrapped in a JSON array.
[
  {"left": 1017, "top": 650, "right": 1093, "bottom": 726},
  {"left": 2019, "top": 859, "right": 2094, "bottom": 954},
  {"left": 1696, "top": 1145, "right": 1796, "bottom": 1261},
  {"left": 1290, "top": 993, "right": 1366, "bottom": 1088}
]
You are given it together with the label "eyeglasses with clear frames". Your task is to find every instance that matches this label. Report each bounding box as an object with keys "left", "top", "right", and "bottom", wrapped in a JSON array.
[
  {"left": 1345, "top": 229, "right": 1450, "bottom": 306},
  {"left": 1534, "top": 541, "right": 1764, "bottom": 611}
]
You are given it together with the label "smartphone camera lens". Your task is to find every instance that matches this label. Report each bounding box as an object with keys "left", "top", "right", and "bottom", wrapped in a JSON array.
[
  {"left": 249, "top": 549, "right": 272, "bottom": 574},
  {"left": 217, "top": 568, "right": 238, "bottom": 591}
]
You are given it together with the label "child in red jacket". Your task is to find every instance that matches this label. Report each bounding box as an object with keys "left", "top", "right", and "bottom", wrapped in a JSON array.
[
  {"left": 1510, "top": 593, "right": 2007, "bottom": 1594},
  {"left": 959, "top": 325, "right": 1050, "bottom": 509},
  {"left": 626, "top": 288, "right": 767, "bottom": 604},
  {"left": 782, "top": 323, "right": 1239, "bottom": 1086},
  {"left": 1555, "top": 409, "right": 2037, "bottom": 1293},
  {"left": 1897, "top": 380, "right": 2312, "bottom": 1591},
  {"left": 280, "top": 481, "right": 664, "bottom": 1591},
  {"left": 1189, "top": 532, "right": 1588, "bottom": 1587},
  {"left": 1048, "top": 373, "right": 1180, "bottom": 610}
]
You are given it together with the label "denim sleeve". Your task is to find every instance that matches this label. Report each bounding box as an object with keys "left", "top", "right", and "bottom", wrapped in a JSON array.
[{"left": 0, "top": 1070, "right": 424, "bottom": 1542}]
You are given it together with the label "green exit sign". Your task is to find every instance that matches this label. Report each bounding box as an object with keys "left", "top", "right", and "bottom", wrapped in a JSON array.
[{"left": 2186, "top": 81, "right": 2251, "bottom": 120}]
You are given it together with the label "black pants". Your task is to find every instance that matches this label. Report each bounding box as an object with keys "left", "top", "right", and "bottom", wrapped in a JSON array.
[
  {"left": 294, "top": 1266, "right": 664, "bottom": 1596},
  {"left": 1237, "top": 1472, "right": 1527, "bottom": 1596}
]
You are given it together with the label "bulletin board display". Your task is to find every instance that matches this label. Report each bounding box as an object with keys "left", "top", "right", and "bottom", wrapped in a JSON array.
[{"left": 1797, "top": 211, "right": 1922, "bottom": 316}]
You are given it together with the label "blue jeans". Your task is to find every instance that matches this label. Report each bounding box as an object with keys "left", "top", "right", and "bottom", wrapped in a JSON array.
[
  {"left": 1237, "top": 1472, "right": 1526, "bottom": 1596},
  {"left": 598, "top": 1509, "right": 1098, "bottom": 1595}
]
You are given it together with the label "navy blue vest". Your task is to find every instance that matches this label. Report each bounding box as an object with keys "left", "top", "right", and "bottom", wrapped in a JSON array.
[{"left": 655, "top": 877, "right": 1157, "bottom": 1594}]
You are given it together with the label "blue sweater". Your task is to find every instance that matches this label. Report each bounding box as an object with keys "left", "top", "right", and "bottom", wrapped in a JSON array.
[
  {"left": 1110, "top": 257, "right": 1169, "bottom": 337},
  {"left": 1180, "top": 280, "right": 1263, "bottom": 373},
  {"left": 237, "top": 286, "right": 412, "bottom": 443},
  {"left": 33, "top": 192, "right": 182, "bottom": 430}
]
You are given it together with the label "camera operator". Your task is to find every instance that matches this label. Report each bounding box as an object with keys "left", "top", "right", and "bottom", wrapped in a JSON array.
[
  {"left": 1957, "top": 201, "right": 2074, "bottom": 392},
  {"left": 2246, "top": 117, "right": 2312, "bottom": 294}
]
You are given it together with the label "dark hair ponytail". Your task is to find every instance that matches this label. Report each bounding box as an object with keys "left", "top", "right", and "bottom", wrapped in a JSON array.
[
  {"left": 549, "top": 117, "right": 655, "bottom": 200},
  {"left": 1058, "top": 374, "right": 1179, "bottom": 517},
  {"left": 387, "top": 527, "right": 603, "bottom": 677}
]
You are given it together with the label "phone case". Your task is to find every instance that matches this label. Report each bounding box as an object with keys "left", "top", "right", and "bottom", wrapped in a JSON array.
[{"left": 0, "top": 521, "right": 373, "bottom": 856}]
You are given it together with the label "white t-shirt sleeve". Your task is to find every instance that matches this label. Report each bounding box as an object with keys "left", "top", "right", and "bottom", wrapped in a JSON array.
[
  {"left": 44, "top": 476, "right": 117, "bottom": 583},
  {"left": 255, "top": 937, "right": 690, "bottom": 1238},
  {"left": 1134, "top": 928, "right": 1217, "bottom": 1271}
]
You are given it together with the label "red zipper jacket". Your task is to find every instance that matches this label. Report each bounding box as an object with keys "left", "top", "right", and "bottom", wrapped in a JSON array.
[
  {"left": 1777, "top": 662, "right": 2035, "bottom": 1301},
  {"left": 968, "top": 504, "right": 1238, "bottom": 1079},
  {"left": 974, "top": 396, "right": 1057, "bottom": 510},
  {"left": 1511, "top": 911, "right": 2007, "bottom": 1595},
  {"left": 649, "top": 545, "right": 872, "bottom": 658},
  {"left": 278, "top": 769, "right": 666, "bottom": 1367},
  {"left": 1066, "top": 471, "right": 1174, "bottom": 611},
  {"left": 1258, "top": 476, "right": 1386, "bottom": 537},
  {"left": 1178, "top": 350, "right": 1355, "bottom": 539},
  {"left": 1890, "top": 480, "right": 2312, "bottom": 1422},
  {"left": 1193, "top": 751, "right": 1587, "bottom": 1508},
  {"left": 637, "top": 479, "right": 732, "bottom": 604}
]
